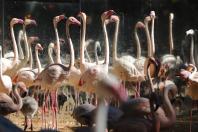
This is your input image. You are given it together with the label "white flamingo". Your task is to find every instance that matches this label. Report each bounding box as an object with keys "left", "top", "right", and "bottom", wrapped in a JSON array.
[
  {"left": 0, "top": 46, "right": 12, "bottom": 94},
  {"left": 34, "top": 17, "right": 80, "bottom": 129},
  {"left": 2, "top": 18, "right": 24, "bottom": 74}
]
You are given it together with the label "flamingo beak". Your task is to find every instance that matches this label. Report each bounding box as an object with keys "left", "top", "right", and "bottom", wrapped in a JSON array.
[
  {"left": 75, "top": 20, "right": 81, "bottom": 26},
  {"left": 18, "top": 19, "right": 24, "bottom": 24},
  {"left": 59, "top": 14, "right": 66, "bottom": 20},
  {"left": 31, "top": 20, "right": 37, "bottom": 26}
]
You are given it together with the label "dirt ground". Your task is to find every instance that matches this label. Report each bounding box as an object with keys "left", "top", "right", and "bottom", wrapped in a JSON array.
[
  {"left": 6, "top": 90, "right": 198, "bottom": 132},
  {"left": 6, "top": 105, "right": 198, "bottom": 132}
]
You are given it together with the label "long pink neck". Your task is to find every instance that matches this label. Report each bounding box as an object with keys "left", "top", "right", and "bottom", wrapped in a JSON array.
[
  {"left": 144, "top": 21, "right": 152, "bottom": 57},
  {"left": 134, "top": 25, "right": 143, "bottom": 59},
  {"left": 161, "top": 83, "right": 176, "bottom": 128},
  {"left": 151, "top": 17, "right": 155, "bottom": 56},
  {"left": 12, "top": 86, "right": 23, "bottom": 110},
  {"left": 103, "top": 21, "right": 109, "bottom": 65},
  {"left": 169, "top": 17, "right": 174, "bottom": 54},
  {"left": 112, "top": 20, "right": 119, "bottom": 62},
  {"left": 66, "top": 23, "right": 75, "bottom": 67},
  {"left": 35, "top": 47, "right": 42, "bottom": 74},
  {"left": 190, "top": 35, "right": 195, "bottom": 65},
  {"left": 80, "top": 16, "right": 86, "bottom": 65},
  {"left": 10, "top": 24, "right": 19, "bottom": 62},
  {"left": 54, "top": 24, "right": 62, "bottom": 64},
  {"left": 22, "top": 25, "right": 30, "bottom": 66}
]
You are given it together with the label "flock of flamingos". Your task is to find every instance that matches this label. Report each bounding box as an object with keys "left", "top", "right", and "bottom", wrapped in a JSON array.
[{"left": 0, "top": 9, "right": 198, "bottom": 132}]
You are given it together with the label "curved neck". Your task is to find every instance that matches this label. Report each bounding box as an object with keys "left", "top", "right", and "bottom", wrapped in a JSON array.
[
  {"left": 151, "top": 17, "right": 155, "bottom": 56},
  {"left": 103, "top": 21, "right": 109, "bottom": 65},
  {"left": 169, "top": 18, "right": 174, "bottom": 54},
  {"left": 48, "top": 43, "right": 54, "bottom": 64},
  {"left": 12, "top": 87, "right": 23, "bottom": 110},
  {"left": 144, "top": 21, "right": 152, "bottom": 57},
  {"left": 112, "top": 20, "right": 119, "bottom": 62},
  {"left": 10, "top": 24, "right": 19, "bottom": 62},
  {"left": 17, "top": 30, "right": 24, "bottom": 59},
  {"left": 22, "top": 25, "right": 30, "bottom": 66},
  {"left": 190, "top": 35, "right": 195, "bottom": 65},
  {"left": 66, "top": 22, "right": 75, "bottom": 67},
  {"left": 95, "top": 42, "right": 99, "bottom": 65},
  {"left": 163, "top": 83, "right": 176, "bottom": 126},
  {"left": 35, "top": 48, "right": 42, "bottom": 73},
  {"left": 54, "top": 25, "right": 62, "bottom": 64},
  {"left": 134, "top": 26, "right": 142, "bottom": 59},
  {"left": 85, "top": 48, "right": 91, "bottom": 62},
  {"left": 80, "top": 17, "right": 86, "bottom": 64}
]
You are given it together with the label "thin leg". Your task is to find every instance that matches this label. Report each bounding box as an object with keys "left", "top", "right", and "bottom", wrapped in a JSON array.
[
  {"left": 41, "top": 92, "right": 46, "bottom": 129},
  {"left": 135, "top": 82, "right": 140, "bottom": 98},
  {"left": 50, "top": 90, "right": 58, "bottom": 130},
  {"left": 30, "top": 119, "right": 33, "bottom": 131},
  {"left": 24, "top": 116, "right": 28, "bottom": 131}
]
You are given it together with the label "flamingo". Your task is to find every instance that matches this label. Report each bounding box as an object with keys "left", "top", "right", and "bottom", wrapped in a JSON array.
[
  {"left": 0, "top": 81, "right": 23, "bottom": 116},
  {"left": 20, "top": 81, "right": 38, "bottom": 131},
  {"left": 186, "top": 29, "right": 196, "bottom": 65},
  {"left": 79, "top": 10, "right": 115, "bottom": 74},
  {"left": 160, "top": 13, "right": 182, "bottom": 76},
  {"left": 2, "top": 18, "right": 24, "bottom": 74},
  {"left": 109, "top": 14, "right": 145, "bottom": 97},
  {"left": 0, "top": 45, "right": 12, "bottom": 94},
  {"left": 63, "top": 14, "right": 81, "bottom": 91},
  {"left": 13, "top": 43, "right": 43, "bottom": 87},
  {"left": 34, "top": 17, "right": 81, "bottom": 129},
  {"left": 4, "top": 19, "right": 37, "bottom": 79}
]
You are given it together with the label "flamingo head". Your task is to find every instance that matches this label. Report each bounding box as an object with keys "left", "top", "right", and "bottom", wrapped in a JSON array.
[
  {"left": 135, "top": 21, "right": 145, "bottom": 29},
  {"left": 186, "top": 29, "right": 195, "bottom": 36},
  {"left": 24, "top": 19, "right": 37, "bottom": 26},
  {"left": 147, "top": 57, "right": 161, "bottom": 77},
  {"left": 101, "top": 10, "right": 116, "bottom": 22},
  {"left": 53, "top": 14, "right": 66, "bottom": 26},
  {"left": 169, "top": 13, "right": 174, "bottom": 20},
  {"left": 10, "top": 18, "right": 24, "bottom": 26},
  {"left": 15, "top": 82, "right": 28, "bottom": 97},
  {"left": 150, "top": 10, "right": 156, "bottom": 19},
  {"left": 144, "top": 16, "right": 151, "bottom": 24},
  {"left": 109, "top": 15, "right": 119, "bottom": 23},
  {"left": 28, "top": 36, "right": 39, "bottom": 44},
  {"left": 77, "top": 12, "right": 87, "bottom": 21},
  {"left": 67, "top": 17, "right": 81, "bottom": 26},
  {"left": 178, "top": 69, "right": 191, "bottom": 80},
  {"left": 35, "top": 43, "right": 44, "bottom": 51},
  {"left": 48, "top": 43, "right": 55, "bottom": 49}
]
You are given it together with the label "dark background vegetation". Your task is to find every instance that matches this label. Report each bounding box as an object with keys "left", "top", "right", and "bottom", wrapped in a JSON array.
[{"left": 0, "top": 0, "right": 198, "bottom": 62}]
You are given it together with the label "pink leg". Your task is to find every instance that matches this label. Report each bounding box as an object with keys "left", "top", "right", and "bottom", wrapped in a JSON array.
[
  {"left": 50, "top": 90, "right": 58, "bottom": 129},
  {"left": 42, "top": 92, "right": 49, "bottom": 129},
  {"left": 135, "top": 82, "right": 140, "bottom": 98}
]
